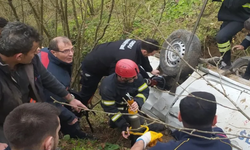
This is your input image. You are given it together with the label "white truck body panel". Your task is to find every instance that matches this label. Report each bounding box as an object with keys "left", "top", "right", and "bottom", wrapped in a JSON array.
[{"left": 143, "top": 57, "right": 250, "bottom": 150}]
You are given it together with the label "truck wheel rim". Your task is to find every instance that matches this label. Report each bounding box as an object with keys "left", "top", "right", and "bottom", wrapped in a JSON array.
[{"left": 165, "top": 39, "right": 185, "bottom": 67}]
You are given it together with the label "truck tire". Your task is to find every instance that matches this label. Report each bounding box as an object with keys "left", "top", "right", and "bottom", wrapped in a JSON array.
[
  {"left": 231, "top": 56, "right": 250, "bottom": 77},
  {"left": 160, "top": 29, "right": 202, "bottom": 77}
]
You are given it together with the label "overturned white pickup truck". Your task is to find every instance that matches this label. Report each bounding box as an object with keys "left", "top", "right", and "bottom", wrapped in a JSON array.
[{"left": 142, "top": 30, "right": 250, "bottom": 150}]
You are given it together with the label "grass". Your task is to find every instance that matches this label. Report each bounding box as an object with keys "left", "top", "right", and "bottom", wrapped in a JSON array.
[
  {"left": 58, "top": 93, "right": 173, "bottom": 150},
  {"left": 58, "top": 95, "right": 131, "bottom": 150}
]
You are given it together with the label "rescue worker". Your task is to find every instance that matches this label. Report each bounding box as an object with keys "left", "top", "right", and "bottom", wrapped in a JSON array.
[
  {"left": 213, "top": 0, "right": 250, "bottom": 69},
  {"left": 80, "top": 38, "right": 160, "bottom": 104},
  {"left": 0, "top": 17, "right": 8, "bottom": 34},
  {"left": 39, "top": 37, "right": 95, "bottom": 140},
  {"left": 131, "top": 92, "right": 232, "bottom": 150},
  {"left": 99, "top": 59, "right": 149, "bottom": 139},
  {"left": 0, "top": 22, "right": 87, "bottom": 149},
  {"left": 232, "top": 18, "right": 250, "bottom": 79},
  {"left": 4, "top": 103, "right": 60, "bottom": 150}
]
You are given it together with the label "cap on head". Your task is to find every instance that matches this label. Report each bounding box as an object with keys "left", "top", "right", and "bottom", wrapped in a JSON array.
[
  {"left": 115, "top": 59, "right": 139, "bottom": 78},
  {"left": 179, "top": 91, "right": 217, "bottom": 127}
]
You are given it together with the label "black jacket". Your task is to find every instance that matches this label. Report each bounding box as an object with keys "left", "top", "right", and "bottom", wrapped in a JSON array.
[
  {"left": 0, "top": 55, "right": 68, "bottom": 128},
  {"left": 216, "top": 0, "right": 250, "bottom": 22},
  {"left": 83, "top": 39, "right": 153, "bottom": 76},
  {"left": 241, "top": 33, "right": 250, "bottom": 49},
  {"left": 99, "top": 73, "right": 149, "bottom": 131}
]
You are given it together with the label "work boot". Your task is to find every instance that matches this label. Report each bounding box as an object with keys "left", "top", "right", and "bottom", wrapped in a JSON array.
[
  {"left": 70, "top": 129, "right": 98, "bottom": 140},
  {"left": 218, "top": 60, "right": 232, "bottom": 70},
  {"left": 61, "top": 121, "right": 97, "bottom": 140}
]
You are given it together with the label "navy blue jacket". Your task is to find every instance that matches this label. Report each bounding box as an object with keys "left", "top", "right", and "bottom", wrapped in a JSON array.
[
  {"left": 241, "top": 34, "right": 250, "bottom": 49},
  {"left": 38, "top": 48, "right": 71, "bottom": 101},
  {"left": 100, "top": 73, "right": 149, "bottom": 131},
  {"left": 38, "top": 48, "right": 75, "bottom": 123},
  {"left": 83, "top": 39, "right": 153, "bottom": 76},
  {"left": 150, "top": 127, "right": 232, "bottom": 150},
  {"left": 216, "top": 0, "right": 250, "bottom": 22}
]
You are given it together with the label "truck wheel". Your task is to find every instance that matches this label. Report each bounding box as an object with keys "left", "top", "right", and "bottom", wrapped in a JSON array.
[
  {"left": 160, "top": 29, "right": 202, "bottom": 77},
  {"left": 231, "top": 56, "right": 250, "bottom": 77}
]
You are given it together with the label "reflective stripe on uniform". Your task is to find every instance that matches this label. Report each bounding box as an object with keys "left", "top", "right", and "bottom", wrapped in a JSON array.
[
  {"left": 243, "top": 3, "right": 250, "bottom": 8},
  {"left": 217, "top": 41, "right": 231, "bottom": 53},
  {"left": 217, "top": 41, "right": 230, "bottom": 48},
  {"left": 138, "top": 83, "right": 148, "bottom": 92},
  {"left": 111, "top": 112, "right": 122, "bottom": 122},
  {"left": 136, "top": 93, "right": 146, "bottom": 102},
  {"left": 221, "top": 0, "right": 250, "bottom": 8},
  {"left": 117, "top": 107, "right": 125, "bottom": 110},
  {"left": 102, "top": 100, "right": 115, "bottom": 106},
  {"left": 218, "top": 47, "right": 231, "bottom": 53},
  {"left": 119, "top": 102, "right": 127, "bottom": 105}
]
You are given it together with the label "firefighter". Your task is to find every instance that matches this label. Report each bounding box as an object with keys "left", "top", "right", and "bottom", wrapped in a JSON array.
[
  {"left": 80, "top": 38, "right": 160, "bottom": 104},
  {"left": 213, "top": 0, "right": 250, "bottom": 69},
  {"left": 233, "top": 18, "right": 250, "bottom": 79},
  {"left": 99, "top": 59, "right": 149, "bottom": 139}
]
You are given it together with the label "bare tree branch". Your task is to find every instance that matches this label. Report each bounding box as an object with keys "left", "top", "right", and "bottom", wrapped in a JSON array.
[
  {"left": 64, "top": 0, "right": 70, "bottom": 38},
  {"left": 26, "top": 0, "right": 51, "bottom": 39},
  {"left": 55, "top": 0, "right": 58, "bottom": 36},
  {"left": 40, "top": 0, "right": 44, "bottom": 45},
  {"left": 94, "top": 0, "right": 104, "bottom": 42},
  {"left": 152, "top": 0, "right": 166, "bottom": 38},
  {"left": 71, "top": 0, "right": 79, "bottom": 29},
  {"left": 59, "top": 0, "right": 66, "bottom": 35},
  {"left": 93, "top": 0, "right": 115, "bottom": 48},
  {"left": 87, "top": 0, "right": 94, "bottom": 15},
  {"left": 52, "top": 97, "right": 247, "bottom": 150},
  {"left": 8, "top": 0, "right": 20, "bottom": 21}
]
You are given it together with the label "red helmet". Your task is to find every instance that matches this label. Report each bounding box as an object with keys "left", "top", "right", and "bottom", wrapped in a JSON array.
[{"left": 115, "top": 59, "right": 139, "bottom": 78}]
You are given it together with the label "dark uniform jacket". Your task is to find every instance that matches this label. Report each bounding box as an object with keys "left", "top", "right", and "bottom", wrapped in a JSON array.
[
  {"left": 0, "top": 55, "right": 68, "bottom": 142},
  {"left": 241, "top": 33, "right": 250, "bottom": 49},
  {"left": 83, "top": 39, "right": 153, "bottom": 76},
  {"left": 216, "top": 0, "right": 250, "bottom": 22},
  {"left": 150, "top": 127, "right": 232, "bottom": 150},
  {"left": 99, "top": 73, "right": 149, "bottom": 131}
]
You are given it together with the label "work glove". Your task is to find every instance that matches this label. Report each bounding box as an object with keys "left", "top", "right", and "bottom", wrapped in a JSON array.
[
  {"left": 136, "top": 131, "right": 163, "bottom": 149},
  {"left": 145, "top": 76, "right": 165, "bottom": 87}
]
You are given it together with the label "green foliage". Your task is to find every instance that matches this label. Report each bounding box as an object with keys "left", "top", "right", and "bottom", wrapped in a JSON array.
[
  {"left": 165, "top": 0, "right": 201, "bottom": 20},
  {"left": 63, "top": 135, "right": 71, "bottom": 141},
  {"left": 99, "top": 143, "right": 120, "bottom": 150}
]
